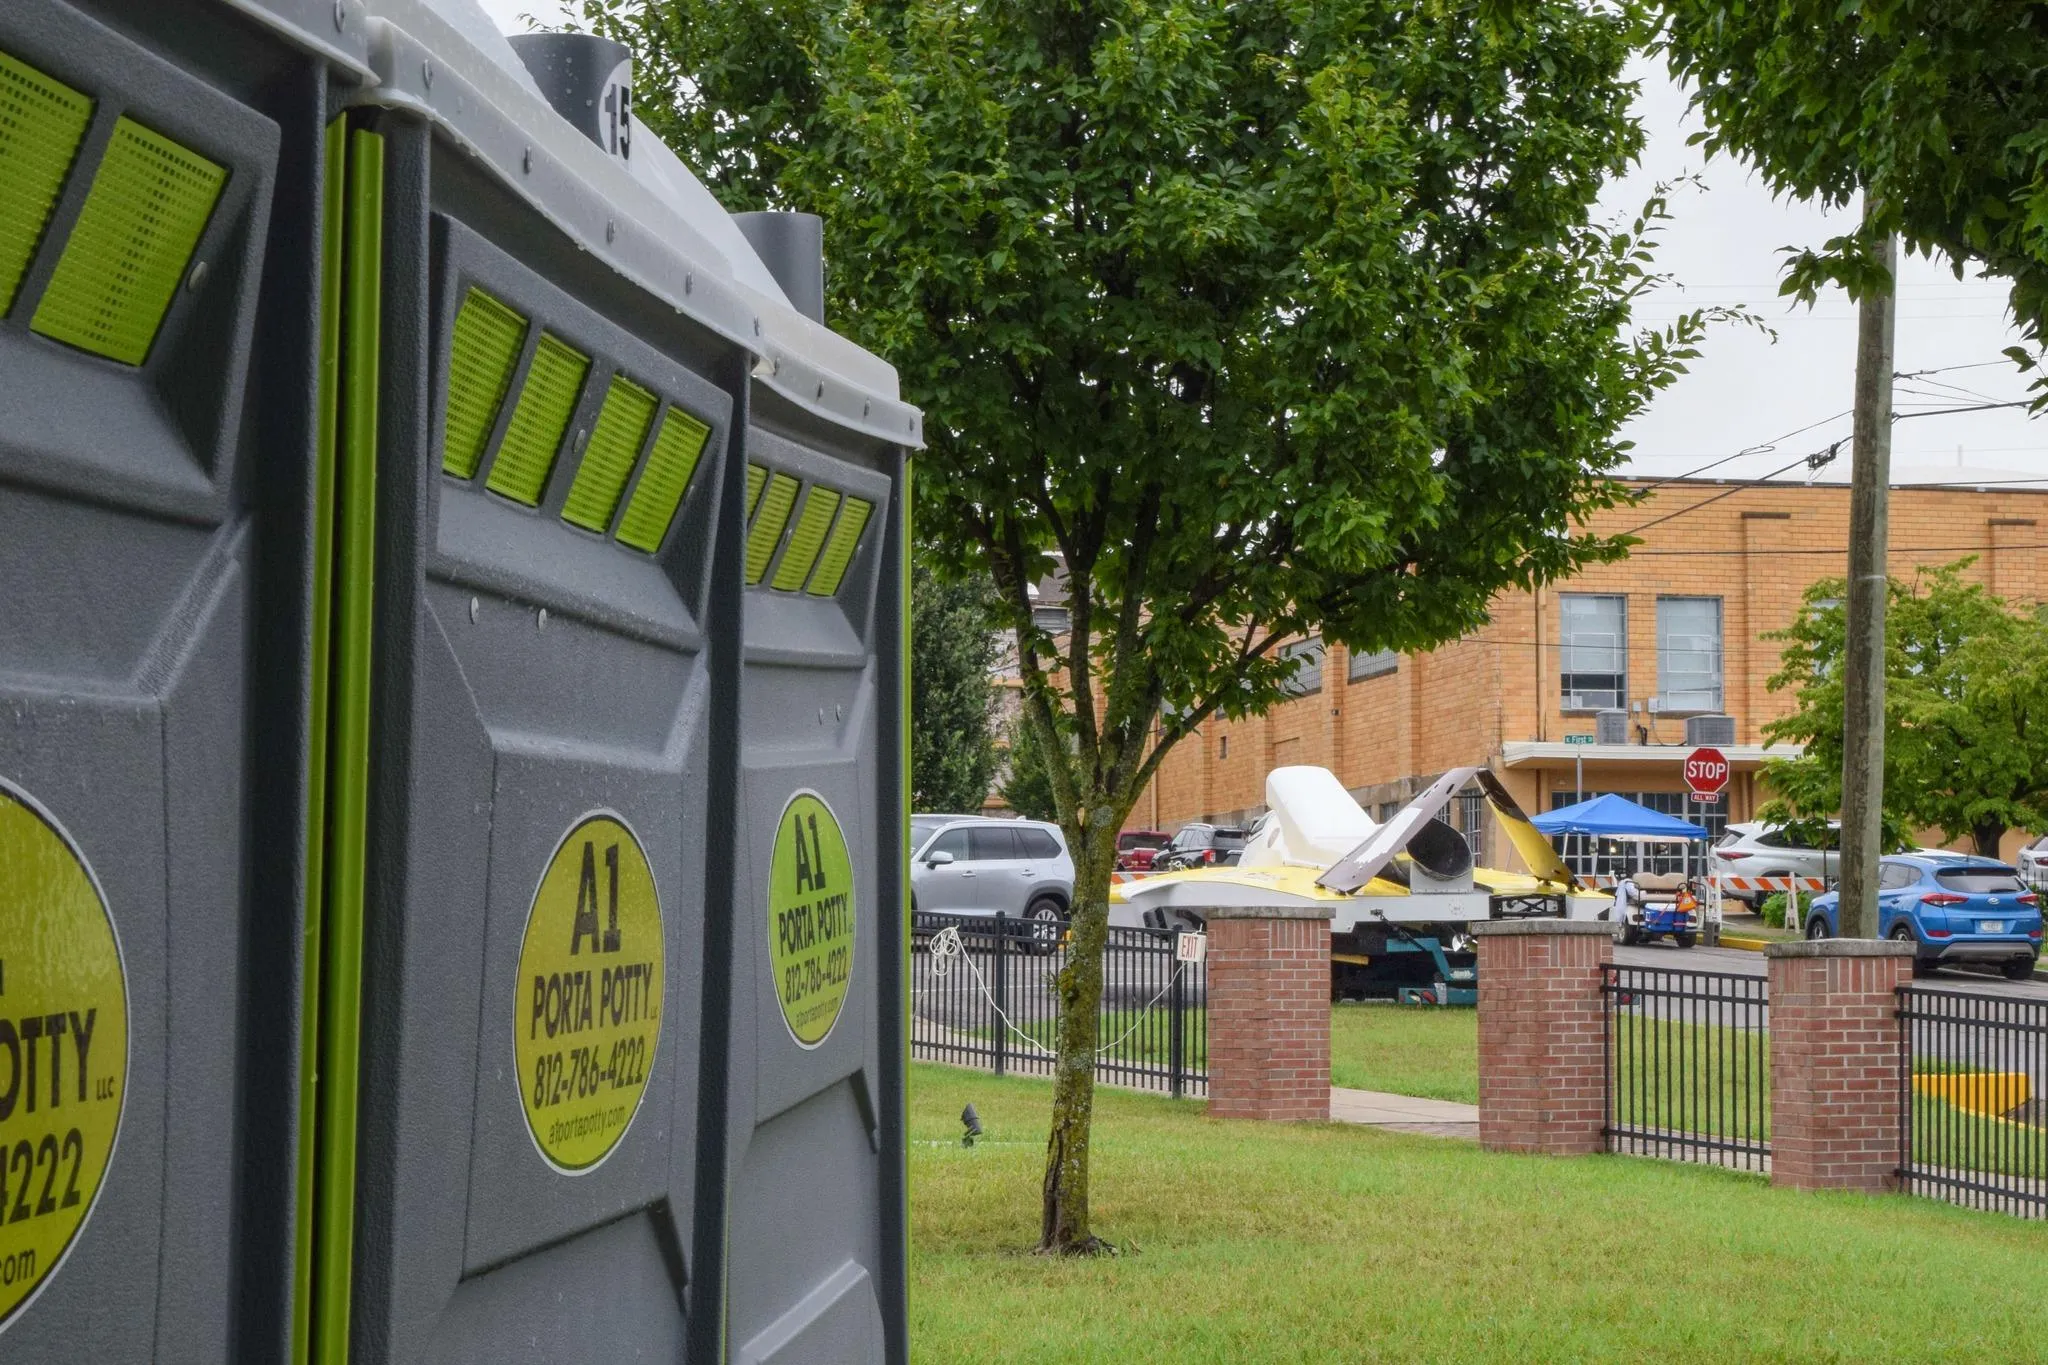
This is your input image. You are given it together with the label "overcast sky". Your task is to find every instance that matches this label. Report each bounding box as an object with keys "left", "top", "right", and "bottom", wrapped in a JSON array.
[{"left": 474, "top": 1, "right": 2043, "bottom": 485}]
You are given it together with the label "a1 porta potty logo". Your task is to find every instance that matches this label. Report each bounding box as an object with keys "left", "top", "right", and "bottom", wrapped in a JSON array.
[
  {"left": 769, "top": 792, "right": 855, "bottom": 1048},
  {"left": 0, "top": 779, "right": 128, "bottom": 1334},
  {"left": 514, "top": 812, "right": 664, "bottom": 1174}
]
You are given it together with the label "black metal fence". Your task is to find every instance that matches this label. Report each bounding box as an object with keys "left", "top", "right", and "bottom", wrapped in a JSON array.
[
  {"left": 910, "top": 911, "right": 1207, "bottom": 1098},
  {"left": 1897, "top": 985, "right": 2048, "bottom": 1217},
  {"left": 1602, "top": 962, "right": 1770, "bottom": 1171}
]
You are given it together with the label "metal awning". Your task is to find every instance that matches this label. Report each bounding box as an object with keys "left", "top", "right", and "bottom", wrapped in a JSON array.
[{"left": 1498, "top": 742, "right": 1801, "bottom": 768}]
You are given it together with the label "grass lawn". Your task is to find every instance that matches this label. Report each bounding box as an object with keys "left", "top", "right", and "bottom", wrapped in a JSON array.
[
  {"left": 910, "top": 1064, "right": 2048, "bottom": 1362},
  {"left": 1002, "top": 1009, "right": 1208, "bottom": 1070},
  {"left": 1328, "top": 1003, "right": 1478, "bottom": 1102}
]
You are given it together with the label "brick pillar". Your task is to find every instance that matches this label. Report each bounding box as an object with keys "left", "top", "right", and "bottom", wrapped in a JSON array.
[
  {"left": 1472, "top": 920, "right": 1614, "bottom": 1154},
  {"left": 1206, "top": 904, "right": 1332, "bottom": 1121},
  {"left": 1766, "top": 940, "right": 1914, "bottom": 1192}
]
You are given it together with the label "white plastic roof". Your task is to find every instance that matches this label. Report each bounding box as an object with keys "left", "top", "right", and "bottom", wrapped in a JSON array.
[{"left": 218, "top": 0, "right": 920, "bottom": 445}]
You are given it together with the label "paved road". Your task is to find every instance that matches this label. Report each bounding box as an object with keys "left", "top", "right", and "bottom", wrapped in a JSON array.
[
  {"left": 1615, "top": 936, "right": 2048, "bottom": 1088},
  {"left": 1615, "top": 937, "right": 2048, "bottom": 1002}
]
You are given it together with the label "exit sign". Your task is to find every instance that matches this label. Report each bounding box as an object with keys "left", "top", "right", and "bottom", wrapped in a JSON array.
[{"left": 1563, "top": 734, "right": 1596, "bottom": 746}]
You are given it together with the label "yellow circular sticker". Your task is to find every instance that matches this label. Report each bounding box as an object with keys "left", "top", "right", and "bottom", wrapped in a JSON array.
[
  {"left": 769, "top": 792, "right": 855, "bottom": 1048},
  {"left": 514, "top": 813, "right": 664, "bottom": 1173},
  {"left": 0, "top": 781, "right": 127, "bottom": 1334}
]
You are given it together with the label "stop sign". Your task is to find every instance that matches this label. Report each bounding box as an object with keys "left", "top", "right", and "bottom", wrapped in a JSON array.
[{"left": 1684, "top": 746, "right": 1730, "bottom": 799}]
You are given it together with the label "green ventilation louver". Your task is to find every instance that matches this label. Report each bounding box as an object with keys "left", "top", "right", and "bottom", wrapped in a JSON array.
[
  {"left": 806, "top": 497, "right": 873, "bottom": 597},
  {"left": 32, "top": 115, "right": 225, "bottom": 365},
  {"left": 0, "top": 51, "right": 92, "bottom": 317},
  {"left": 616, "top": 406, "right": 709, "bottom": 553},
  {"left": 442, "top": 287, "right": 526, "bottom": 479},
  {"left": 563, "top": 375, "right": 656, "bottom": 532},
  {"left": 771, "top": 487, "right": 841, "bottom": 592},
  {"left": 744, "top": 463, "right": 767, "bottom": 518},
  {"left": 745, "top": 472, "right": 800, "bottom": 584},
  {"left": 486, "top": 331, "right": 589, "bottom": 506}
]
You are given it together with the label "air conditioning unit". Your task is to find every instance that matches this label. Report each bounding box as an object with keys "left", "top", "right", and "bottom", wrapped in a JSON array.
[
  {"left": 1686, "top": 713, "right": 1737, "bottom": 746},
  {"left": 1595, "top": 709, "right": 1629, "bottom": 745}
]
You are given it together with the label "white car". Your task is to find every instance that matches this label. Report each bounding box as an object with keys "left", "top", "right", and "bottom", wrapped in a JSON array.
[
  {"left": 1712, "top": 821, "right": 1839, "bottom": 905},
  {"left": 910, "top": 815, "right": 1075, "bottom": 951},
  {"left": 2018, "top": 834, "right": 2048, "bottom": 892}
]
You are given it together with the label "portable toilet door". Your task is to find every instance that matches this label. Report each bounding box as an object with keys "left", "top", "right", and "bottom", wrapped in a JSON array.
[
  {"left": 284, "top": 3, "right": 922, "bottom": 1359},
  {"left": 710, "top": 244, "right": 917, "bottom": 1363},
  {"left": 307, "top": 47, "right": 739, "bottom": 1365},
  {"left": 0, "top": 0, "right": 340, "bottom": 1357}
]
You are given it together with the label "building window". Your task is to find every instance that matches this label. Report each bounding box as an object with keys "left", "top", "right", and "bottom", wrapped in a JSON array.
[
  {"left": 1456, "top": 790, "right": 1486, "bottom": 866},
  {"left": 1219, "top": 734, "right": 1228, "bottom": 760},
  {"left": 1657, "top": 596, "right": 1723, "bottom": 713},
  {"left": 1281, "top": 636, "right": 1324, "bottom": 695},
  {"left": 1349, "top": 647, "right": 1398, "bottom": 682},
  {"left": 1560, "top": 594, "right": 1626, "bottom": 711},
  {"left": 1032, "top": 605, "right": 1071, "bottom": 634},
  {"left": 1377, "top": 801, "right": 1400, "bottom": 823}
]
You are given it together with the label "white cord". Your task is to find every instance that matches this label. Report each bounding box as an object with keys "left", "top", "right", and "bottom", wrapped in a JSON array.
[{"left": 925, "top": 924, "right": 1191, "bottom": 1057}]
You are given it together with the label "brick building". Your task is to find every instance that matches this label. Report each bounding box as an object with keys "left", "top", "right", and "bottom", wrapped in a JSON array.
[{"left": 1135, "top": 479, "right": 2048, "bottom": 869}]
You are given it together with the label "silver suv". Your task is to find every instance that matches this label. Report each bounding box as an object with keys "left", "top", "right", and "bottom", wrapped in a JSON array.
[
  {"left": 911, "top": 815, "right": 1075, "bottom": 951},
  {"left": 1713, "top": 821, "right": 1840, "bottom": 905}
]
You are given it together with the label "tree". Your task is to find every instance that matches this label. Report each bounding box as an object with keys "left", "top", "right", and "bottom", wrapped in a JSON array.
[
  {"left": 1656, "top": 0, "right": 2048, "bottom": 369},
  {"left": 998, "top": 718, "right": 1057, "bottom": 823},
  {"left": 1762, "top": 564, "right": 2048, "bottom": 858},
  {"left": 589, "top": 0, "right": 1715, "bottom": 1252},
  {"left": 911, "top": 557, "right": 1001, "bottom": 813}
]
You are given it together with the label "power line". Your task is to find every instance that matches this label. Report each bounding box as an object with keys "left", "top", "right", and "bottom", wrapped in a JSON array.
[
  {"left": 1895, "top": 400, "right": 2033, "bottom": 420},
  {"left": 1621, "top": 447, "right": 1838, "bottom": 536},
  {"left": 1630, "top": 410, "right": 1853, "bottom": 495},
  {"left": 1895, "top": 360, "right": 2025, "bottom": 377}
]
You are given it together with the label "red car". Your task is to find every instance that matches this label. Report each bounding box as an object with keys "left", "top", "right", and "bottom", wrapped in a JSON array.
[{"left": 1116, "top": 829, "right": 1172, "bottom": 872}]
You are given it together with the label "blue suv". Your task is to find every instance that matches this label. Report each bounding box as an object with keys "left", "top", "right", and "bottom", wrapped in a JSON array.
[{"left": 1806, "top": 854, "right": 2043, "bottom": 979}]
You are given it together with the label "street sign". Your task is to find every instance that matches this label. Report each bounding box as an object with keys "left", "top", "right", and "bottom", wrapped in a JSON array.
[
  {"left": 1564, "top": 733, "right": 1596, "bottom": 746},
  {"left": 1685, "top": 746, "right": 1730, "bottom": 799}
]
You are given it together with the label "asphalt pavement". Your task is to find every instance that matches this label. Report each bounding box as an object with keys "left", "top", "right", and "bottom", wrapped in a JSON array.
[{"left": 1614, "top": 937, "right": 2048, "bottom": 1002}]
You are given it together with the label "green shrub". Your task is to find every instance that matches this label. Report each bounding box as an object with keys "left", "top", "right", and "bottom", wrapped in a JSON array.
[{"left": 1757, "top": 893, "right": 1787, "bottom": 928}]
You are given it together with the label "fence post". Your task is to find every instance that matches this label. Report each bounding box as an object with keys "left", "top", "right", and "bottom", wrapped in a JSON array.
[
  {"left": 1764, "top": 939, "right": 1915, "bottom": 1192},
  {"left": 1168, "top": 930, "right": 1186, "bottom": 1100},
  {"left": 1206, "top": 904, "right": 1332, "bottom": 1121},
  {"left": 992, "top": 913, "right": 1008, "bottom": 1078},
  {"left": 1471, "top": 920, "right": 1614, "bottom": 1155}
]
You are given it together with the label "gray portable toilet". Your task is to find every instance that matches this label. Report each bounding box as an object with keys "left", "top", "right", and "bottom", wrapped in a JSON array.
[
  {"left": 706, "top": 234, "right": 915, "bottom": 1363},
  {"left": 0, "top": 0, "right": 338, "bottom": 1357},
  {"left": 0, "top": 0, "right": 915, "bottom": 1360},
  {"left": 309, "top": 3, "right": 916, "bottom": 1362}
]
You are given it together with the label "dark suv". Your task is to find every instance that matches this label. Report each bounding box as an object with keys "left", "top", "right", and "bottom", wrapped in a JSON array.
[{"left": 1158, "top": 822, "right": 1248, "bottom": 872}]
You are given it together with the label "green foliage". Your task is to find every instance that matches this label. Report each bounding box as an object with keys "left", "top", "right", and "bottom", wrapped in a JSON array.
[
  {"left": 911, "top": 557, "right": 1000, "bottom": 813},
  {"left": 589, "top": 0, "right": 1715, "bottom": 833},
  {"left": 590, "top": 0, "right": 1723, "bottom": 1250},
  {"left": 1657, "top": 0, "right": 2048, "bottom": 387},
  {"left": 1757, "top": 892, "right": 1787, "bottom": 929},
  {"left": 997, "top": 718, "right": 1058, "bottom": 823},
  {"left": 1762, "top": 563, "right": 2048, "bottom": 856}
]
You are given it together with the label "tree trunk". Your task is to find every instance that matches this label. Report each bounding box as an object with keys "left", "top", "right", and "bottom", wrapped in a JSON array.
[
  {"left": 1039, "top": 816, "right": 1119, "bottom": 1253},
  {"left": 1973, "top": 822, "right": 2006, "bottom": 860}
]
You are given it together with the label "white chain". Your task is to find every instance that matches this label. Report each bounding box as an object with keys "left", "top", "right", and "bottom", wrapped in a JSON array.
[{"left": 925, "top": 924, "right": 1191, "bottom": 1057}]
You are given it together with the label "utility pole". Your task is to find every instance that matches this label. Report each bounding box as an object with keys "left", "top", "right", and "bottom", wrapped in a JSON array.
[{"left": 1837, "top": 227, "right": 1896, "bottom": 939}]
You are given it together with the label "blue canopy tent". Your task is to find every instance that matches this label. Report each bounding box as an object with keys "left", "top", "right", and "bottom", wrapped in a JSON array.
[
  {"left": 1533, "top": 794, "right": 1713, "bottom": 881},
  {"left": 1532, "top": 794, "right": 1712, "bottom": 842}
]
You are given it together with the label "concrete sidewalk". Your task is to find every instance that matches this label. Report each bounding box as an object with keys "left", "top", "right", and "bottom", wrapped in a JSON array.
[{"left": 1331, "top": 1087, "right": 1478, "bottom": 1139}]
